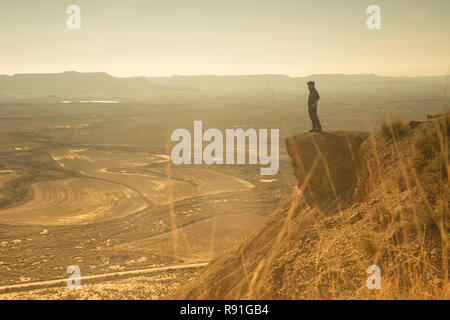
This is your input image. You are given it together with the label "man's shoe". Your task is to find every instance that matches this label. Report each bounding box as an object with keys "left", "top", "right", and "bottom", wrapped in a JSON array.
[
  {"left": 309, "top": 129, "right": 316, "bottom": 132},
  {"left": 316, "top": 128, "right": 322, "bottom": 133}
]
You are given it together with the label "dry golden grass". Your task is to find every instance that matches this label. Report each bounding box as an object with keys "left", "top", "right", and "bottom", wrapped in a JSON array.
[
  {"left": 171, "top": 114, "right": 449, "bottom": 300},
  {"left": 380, "top": 115, "right": 410, "bottom": 141}
]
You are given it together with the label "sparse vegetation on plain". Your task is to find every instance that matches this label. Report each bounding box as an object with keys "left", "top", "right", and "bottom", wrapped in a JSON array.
[{"left": 0, "top": 75, "right": 448, "bottom": 299}]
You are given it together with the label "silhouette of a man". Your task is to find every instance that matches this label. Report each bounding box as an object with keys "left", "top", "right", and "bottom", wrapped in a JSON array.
[{"left": 307, "top": 81, "right": 322, "bottom": 132}]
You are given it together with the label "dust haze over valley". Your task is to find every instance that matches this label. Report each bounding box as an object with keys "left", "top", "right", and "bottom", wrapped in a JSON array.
[
  {"left": 0, "top": 0, "right": 449, "bottom": 301},
  {"left": 0, "top": 71, "right": 448, "bottom": 299}
]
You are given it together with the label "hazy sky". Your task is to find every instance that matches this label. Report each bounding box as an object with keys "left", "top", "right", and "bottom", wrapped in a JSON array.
[{"left": 1, "top": 0, "right": 449, "bottom": 77}]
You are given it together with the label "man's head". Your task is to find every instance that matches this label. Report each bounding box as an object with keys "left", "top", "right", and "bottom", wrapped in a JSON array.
[{"left": 307, "top": 81, "right": 315, "bottom": 90}]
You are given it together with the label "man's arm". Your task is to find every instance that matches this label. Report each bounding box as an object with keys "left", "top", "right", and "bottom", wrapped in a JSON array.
[{"left": 313, "top": 90, "right": 320, "bottom": 106}]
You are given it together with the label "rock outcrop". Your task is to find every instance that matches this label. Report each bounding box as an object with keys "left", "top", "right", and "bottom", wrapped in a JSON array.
[{"left": 286, "top": 131, "right": 368, "bottom": 206}]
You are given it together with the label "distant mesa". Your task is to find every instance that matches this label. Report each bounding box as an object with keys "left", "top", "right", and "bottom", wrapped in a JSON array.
[
  {"left": 0, "top": 71, "right": 198, "bottom": 100},
  {"left": 0, "top": 71, "right": 447, "bottom": 101}
]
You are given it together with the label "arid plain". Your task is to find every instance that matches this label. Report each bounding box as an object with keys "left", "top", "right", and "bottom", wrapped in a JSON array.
[
  {"left": 0, "top": 73, "right": 447, "bottom": 299},
  {"left": 0, "top": 96, "right": 296, "bottom": 298}
]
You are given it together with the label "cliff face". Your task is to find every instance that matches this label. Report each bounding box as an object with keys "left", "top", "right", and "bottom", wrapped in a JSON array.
[
  {"left": 171, "top": 122, "right": 447, "bottom": 300},
  {"left": 286, "top": 131, "right": 368, "bottom": 206}
]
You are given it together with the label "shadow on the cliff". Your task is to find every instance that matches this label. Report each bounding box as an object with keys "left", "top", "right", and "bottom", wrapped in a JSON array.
[{"left": 286, "top": 131, "right": 370, "bottom": 215}]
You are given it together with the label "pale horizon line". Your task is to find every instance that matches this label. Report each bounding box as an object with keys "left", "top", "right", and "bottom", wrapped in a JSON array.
[{"left": 1, "top": 70, "right": 448, "bottom": 79}]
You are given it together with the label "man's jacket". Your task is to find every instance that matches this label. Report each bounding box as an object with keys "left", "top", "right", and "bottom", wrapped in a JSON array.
[{"left": 308, "top": 88, "right": 320, "bottom": 107}]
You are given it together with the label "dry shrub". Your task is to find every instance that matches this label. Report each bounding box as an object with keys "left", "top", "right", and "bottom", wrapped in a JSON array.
[
  {"left": 414, "top": 115, "right": 449, "bottom": 206},
  {"left": 369, "top": 205, "right": 400, "bottom": 230},
  {"left": 359, "top": 231, "right": 380, "bottom": 258},
  {"left": 380, "top": 116, "right": 410, "bottom": 141}
]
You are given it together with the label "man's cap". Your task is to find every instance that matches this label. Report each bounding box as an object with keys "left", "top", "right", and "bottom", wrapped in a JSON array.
[{"left": 307, "top": 81, "right": 315, "bottom": 86}]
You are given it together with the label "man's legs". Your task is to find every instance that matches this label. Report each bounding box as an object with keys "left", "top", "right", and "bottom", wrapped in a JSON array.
[
  {"left": 313, "top": 106, "right": 322, "bottom": 131},
  {"left": 309, "top": 106, "right": 322, "bottom": 131},
  {"left": 308, "top": 106, "right": 317, "bottom": 130}
]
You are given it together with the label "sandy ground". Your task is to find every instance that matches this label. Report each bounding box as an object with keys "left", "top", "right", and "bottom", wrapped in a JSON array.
[
  {"left": 0, "top": 177, "right": 148, "bottom": 225},
  {"left": 0, "top": 268, "right": 199, "bottom": 300},
  {"left": 52, "top": 149, "right": 255, "bottom": 205},
  {"left": 0, "top": 170, "right": 18, "bottom": 196},
  {"left": 0, "top": 148, "right": 272, "bottom": 297},
  {"left": 0, "top": 150, "right": 254, "bottom": 226},
  {"left": 114, "top": 213, "right": 266, "bottom": 263},
  {"left": 0, "top": 170, "right": 17, "bottom": 182}
]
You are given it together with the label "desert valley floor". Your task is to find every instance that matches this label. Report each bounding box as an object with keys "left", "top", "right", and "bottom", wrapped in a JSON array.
[{"left": 0, "top": 92, "right": 445, "bottom": 299}]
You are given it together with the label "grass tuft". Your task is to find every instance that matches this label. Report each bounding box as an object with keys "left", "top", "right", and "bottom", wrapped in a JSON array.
[{"left": 380, "top": 116, "right": 410, "bottom": 141}]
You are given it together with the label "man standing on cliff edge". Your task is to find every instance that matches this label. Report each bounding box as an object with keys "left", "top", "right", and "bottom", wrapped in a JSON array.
[{"left": 307, "top": 81, "right": 322, "bottom": 132}]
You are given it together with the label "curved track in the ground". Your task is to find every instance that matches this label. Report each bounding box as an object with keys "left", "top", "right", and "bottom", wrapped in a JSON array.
[
  {"left": 0, "top": 177, "right": 149, "bottom": 226},
  {"left": 0, "top": 262, "right": 208, "bottom": 293}
]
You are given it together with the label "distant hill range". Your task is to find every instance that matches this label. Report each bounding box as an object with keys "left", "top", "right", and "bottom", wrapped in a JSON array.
[
  {"left": 0, "top": 71, "right": 197, "bottom": 101},
  {"left": 148, "top": 73, "right": 448, "bottom": 95},
  {"left": 0, "top": 71, "right": 447, "bottom": 101}
]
